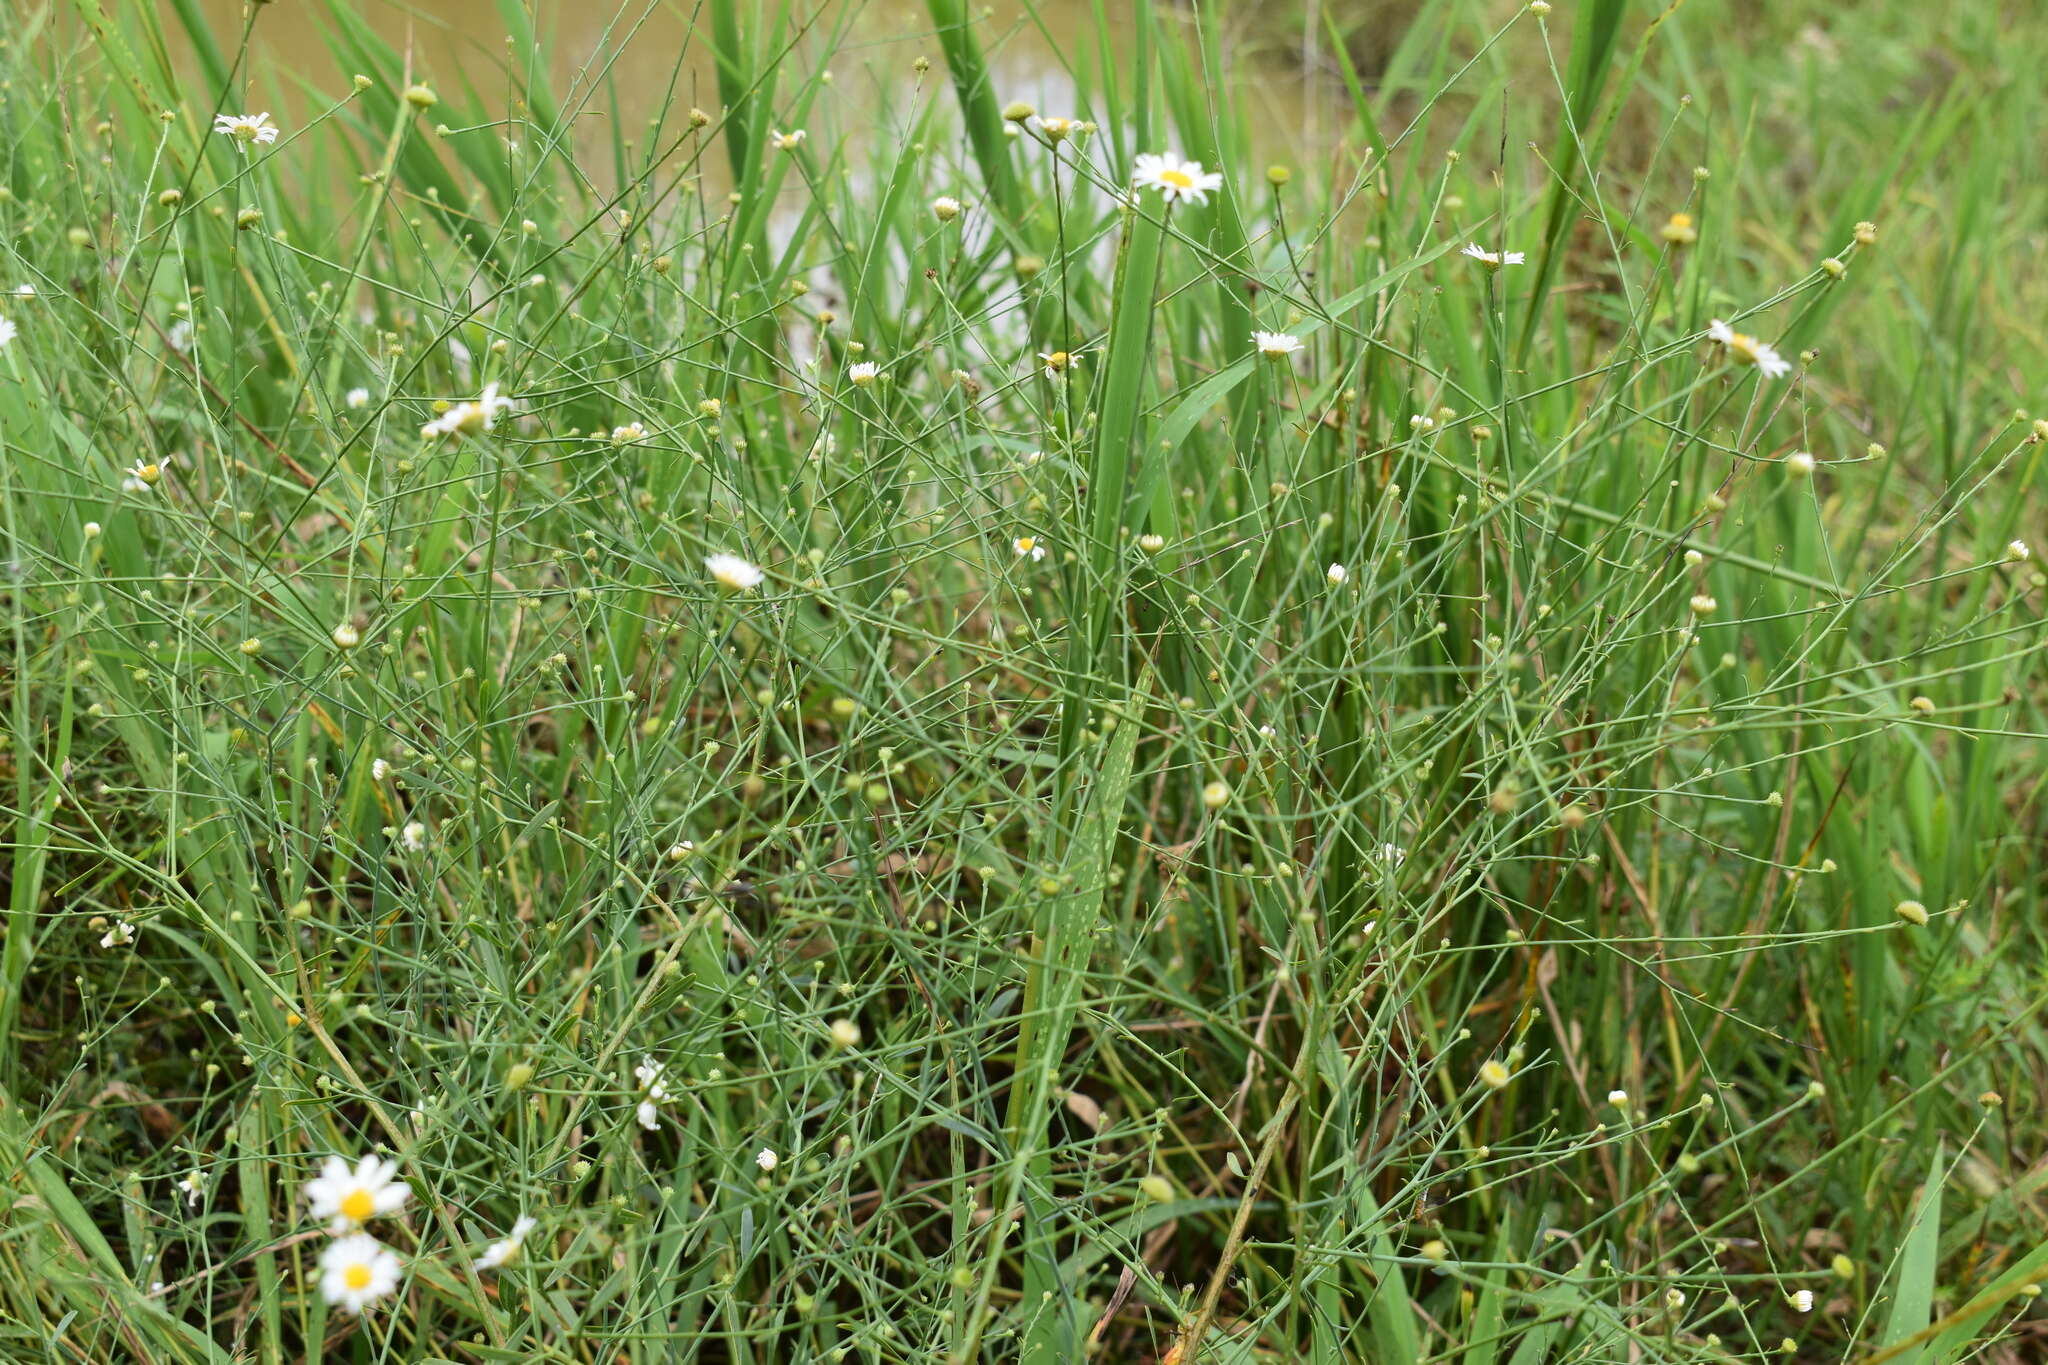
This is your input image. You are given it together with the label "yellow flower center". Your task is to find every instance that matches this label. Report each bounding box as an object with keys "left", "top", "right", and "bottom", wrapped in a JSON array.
[
  {"left": 1046, "top": 352, "right": 1067, "bottom": 369},
  {"left": 1016, "top": 538, "right": 1036, "bottom": 553},
  {"left": 138, "top": 464, "right": 161, "bottom": 483},
  {"left": 339, "top": 1188, "right": 376, "bottom": 1223},
  {"left": 1725, "top": 333, "right": 1760, "bottom": 365},
  {"left": 343, "top": 1263, "right": 373, "bottom": 1290},
  {"left": 1159, "top": 169, "right": 1194, "bottom": 189}
]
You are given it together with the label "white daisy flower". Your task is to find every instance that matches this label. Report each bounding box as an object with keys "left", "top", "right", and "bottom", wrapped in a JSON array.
[
  {"left": 420, "top": 383, "right": 515, "bottom": 439},
  {"left": 636, "top": 1099, "right": 661, "bottom": 1130},
  {"left": 166, "top": 319, "right": 194, "bottom": 353},
  {"left": 1790, "top": 1288, "right": 1814, "bottom": 1313},
  {"left": 371, "top": 758, "right": 391, "bottom": 781},
  {"left": 705, "top": 553, "right": 765, "bottom": 591},
  {"left": 99, "top": 920, "right": 137, "bottom": 949},
  {"left": 2006, "top": 539, "right": 2030, "bottom": 562},
  {"left": 771, "top": 129, "right": 806, "bottom": 152},
  {"left": 635, "top": 1057, "right": 669, "bottom": 1098},
  {"left": 128, "top": 460, "right": 163, "bottom": 488},
  {"left": 610, "top": 422, "right": 648, "bottom": 443},
  {"left": 1031, "top": 115, "right": 1078, "bottom": 143},
  {"left": 473, "top": 1216, "right": 538, "bottom": 1270},
  {"left": 305, "top": 1153, "right": 411, "bottom": 1233},
  {"left": 1036, "top": 349, "right": 1079, "bottom": 380},
  {"left": 1460, "top": 244, "right": 1526, "bottom": 270},
  {"left": 1378, "top": 842, "right": 1406, "bottom": 866},
  {"left": 1607, "top": 1088, "right": 1629, "bottom": 1107},
  {"left": 847, "top": 361, "right": 879, "bottom": 387},
  {"left": 401, "top": 821, "right": 427, "bottom": 852},
  {"left": 178, "top": 1170, "right": 205, "bottom": 1207},
  {"left": 932, "top": 195, "right": 963, "bottom": 221},
  {"left": 1326, "top": 563, "right": 1347, "bottom": 584},
  {"left": 1012, "top": 535, "right": 1047, "bottom": 562},
  {"left": 755, "top": 1147, "right": 779, "bottom": 1172},
  {"left": 1705, "top": 319, "right": 1792, "bottom": 379},
  {"left": 212, "top": 112, "right": 280, "bottom": 149},
  {"left": 0, "top": 317, "right": 16, "bottom": 348},
  {"left": 1409, "top": 414, "right": 1436, "bottom": 433},
  {"left": 318, "top": 1234, "right": 401, "bottom": 1314},
  {"left": 345, "top": 387, "right": 370, "bottom": 409},
  {"left": 1254, "top": 331, "right": 1302, "bottom": 358},
  {"left": 1132, "top": 152, "right": 1223, "bottom": 206}
]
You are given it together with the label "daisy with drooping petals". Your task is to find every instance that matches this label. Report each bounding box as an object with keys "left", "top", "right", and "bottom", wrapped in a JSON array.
[
  {"left": 474, "top": 1216, "right": 538, "bottom": 1270},
  {"left": 1132, "top": 153, "right": 1223, "bottom": 206},
  {"left": 1706, "top": 319, "right": 1792, "bottom": 379},
  {"left": 421, "top": 383, "right": 516, "bottom": 439},
  {"left": 847, "top": 361, "right": 880, "bottom": 387},
  {"left": 1461, "top": 244, "right": 1525, "bottom": 270},
  {"left": 1037, "top": 350, "right": 1078, "bottom": 380},
  {"left": 305, "top": 1153, "right": 411, "bottom": 1233},
  {"left": 319, "top": 1234, "right": 401, "bottom": 1313},
  {"left": 771, "top": 129, "right": 806, "bottom": 152},
  {"left": 704, "top": 553, "right": 765, "bottom": 592},
  {"left": 213, "top": 112, "right": 280, "bottom": 149},
  {"left": 1254, "top": 331, "right": 1302, "bottom": 358},
  {"left": 1012, "top": 536, "right": 1047, "bottom": 562}
]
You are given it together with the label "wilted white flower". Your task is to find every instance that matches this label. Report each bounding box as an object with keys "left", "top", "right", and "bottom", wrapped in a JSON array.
[
  {"left": 401, "top": 821, "right": 426, "bottom": 852},
  {"left": 1706, "top": 319, "right": 1792, "bottom": 379},
  {"left": 177, "top": 1170, "right": 205, "bottom": 1207},
  {"left": 474, "top": 1216, "right": 538, "bottom": 1270},
  {"left": 1132, "top": 152, "right": 1223, "bottom": 206},
  {"left": 318, "top": 1234, "right": 400, "bottom": 1313},
  {"left": 371, "top": 758, "right": 391, "bottom": 781},
  {"left": 1037, "top": 349, "right": 1078, "bottom": 380},
  {"left": 636, "top": 1099, "right": 661, "bottom": 1130},
  {"left": 99, "top": 920, "right": 137, "bottom": 949},
  {"left": 305, "top": 1154, "right": 411, "bottom": 1232},
  {"left": 1378, "top": 842, "right": 1406, "bottom": 866},
  {"left": 212, "top": 112, "right": 280, "bottom": 149},
  {"left": 755, "top": 1147, "right": 779, "bottom": 1172},
  {"left": 705, "top": 553, "right": 765, "bottom": 591},
  {"left": 1461, "top": 244, "right": 1526, "bottom": 269}
]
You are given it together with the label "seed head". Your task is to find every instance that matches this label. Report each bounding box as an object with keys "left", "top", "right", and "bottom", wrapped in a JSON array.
[{"left": 1894, "top": 899, "right": 1928, "bottom": 926}]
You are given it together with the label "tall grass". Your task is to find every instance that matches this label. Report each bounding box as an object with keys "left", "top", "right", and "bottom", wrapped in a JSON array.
[{"left": 2, "top": 0, "right": 2046, "bottom": 1361}]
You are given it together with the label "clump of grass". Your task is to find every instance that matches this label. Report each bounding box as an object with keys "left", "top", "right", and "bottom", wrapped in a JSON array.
[{"left": 2, "top": 0, "right": 2046, "bottom": 1361}]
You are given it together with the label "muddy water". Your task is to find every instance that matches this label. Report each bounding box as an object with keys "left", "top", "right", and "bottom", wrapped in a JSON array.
[{"left": 193, "top": 0, "right": 1328, "bottom": 167}]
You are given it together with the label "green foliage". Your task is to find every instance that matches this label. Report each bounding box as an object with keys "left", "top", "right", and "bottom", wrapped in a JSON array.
[{"left": 1, "top": 0, "right": 2046, "bottom": 1361}]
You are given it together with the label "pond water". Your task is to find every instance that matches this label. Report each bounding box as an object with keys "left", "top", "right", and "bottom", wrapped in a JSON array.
[{"left": 192, "top": 0, "right": 1331, "bottom": 170}]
